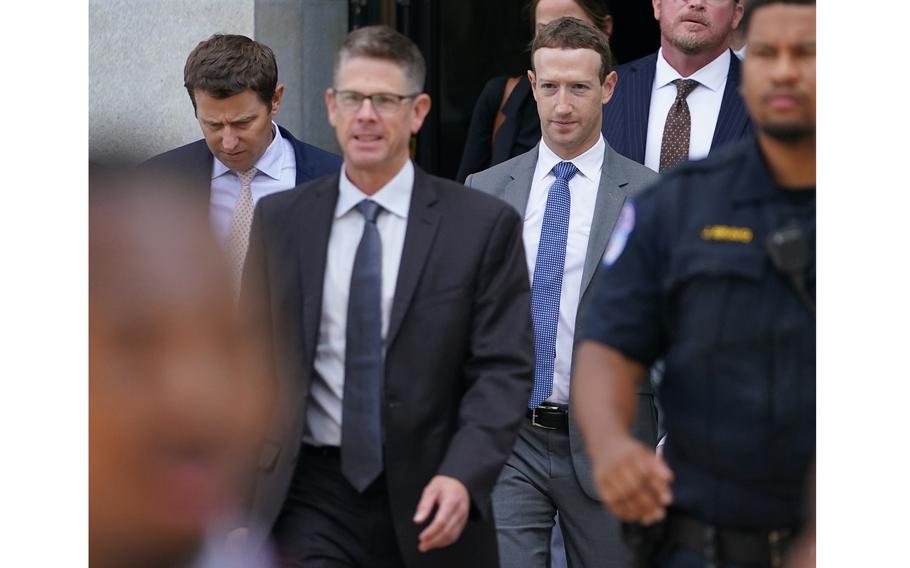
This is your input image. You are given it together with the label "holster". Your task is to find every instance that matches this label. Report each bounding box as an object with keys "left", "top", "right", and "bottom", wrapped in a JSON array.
[{"left": 622, "top": 521, "right": 672, "bottom": 568}]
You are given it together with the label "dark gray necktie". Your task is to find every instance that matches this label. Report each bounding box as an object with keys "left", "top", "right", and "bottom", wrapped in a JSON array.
[
  {"left": 341, "top": 199, "right": 384, "bottom": 492},
  {"left": 659, "top": 78, "right": 700, "bottom": 173}
]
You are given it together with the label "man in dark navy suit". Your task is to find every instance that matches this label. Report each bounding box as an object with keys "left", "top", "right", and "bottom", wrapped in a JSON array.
[
  {"left": 145, "top": 34, "right": 341, "bottom": 286},
  {"left": 602, "top": 0, "right": 752, "bottom": 172}
]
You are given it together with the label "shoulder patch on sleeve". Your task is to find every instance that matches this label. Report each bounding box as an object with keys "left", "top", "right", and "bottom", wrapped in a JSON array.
[{"left": 602, "top": 201, "right": 635, "bottom": 267}]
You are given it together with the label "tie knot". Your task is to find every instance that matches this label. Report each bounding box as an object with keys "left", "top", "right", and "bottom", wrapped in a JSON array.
[
  {"left": 552, "top": 161, "right": 578, "bottom": 182},
  {"left": 673, "top": 79, "right": 699, "bottom": 100},
  {"left": 356, "top": 199, "right": 382, "bottom": 223},
  {"left": 237, "top": 167, "right": 257, "bottom": 188}
]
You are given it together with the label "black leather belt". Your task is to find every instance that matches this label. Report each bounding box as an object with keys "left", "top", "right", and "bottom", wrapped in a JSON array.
[
  {"left": 667, "top": 510, "right": 794, "bottom": 568},
  {"left": 526, "top": 405, "right": 569, "bottom": 430}
]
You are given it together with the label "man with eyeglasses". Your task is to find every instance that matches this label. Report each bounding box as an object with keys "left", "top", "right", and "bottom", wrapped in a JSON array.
[
  {"left": 240, "top": 25, "right": 534, "bottom": 568},
  {"left": 602, "top": 0, "right": 752, "bottom": 173}
]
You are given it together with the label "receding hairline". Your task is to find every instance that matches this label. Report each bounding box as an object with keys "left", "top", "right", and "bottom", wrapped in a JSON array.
[
  {"left": 332, "top": 25, "right": 426, "bottom": 92},
  {"left": 530, "top": 16, "right": 613, "bottom": 81},
  {"left": 332, "top": 52, "right": 424, "bottom": 92}
]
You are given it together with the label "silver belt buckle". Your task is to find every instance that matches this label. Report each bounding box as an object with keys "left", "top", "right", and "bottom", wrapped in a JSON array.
[{"left": 531, "top": 406, "right": 557, "bottom": 430}]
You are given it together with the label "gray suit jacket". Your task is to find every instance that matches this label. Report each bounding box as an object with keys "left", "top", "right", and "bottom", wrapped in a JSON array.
[{"left": 465, "top": 140, "right": 659, "bottom": 500}]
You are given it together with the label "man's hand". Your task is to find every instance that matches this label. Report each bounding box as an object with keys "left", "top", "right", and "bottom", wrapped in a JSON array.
[
  {"left": 594, "top": 435, "right": 674, "bottom": 525},
  {"left": 413, "top": 475, "right": 470, "bottom": 552}
]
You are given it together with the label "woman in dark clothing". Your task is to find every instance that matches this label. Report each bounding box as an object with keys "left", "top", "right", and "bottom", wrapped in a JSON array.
[{"left": 456, "top": 0, "right": 613, "bottom": 182}]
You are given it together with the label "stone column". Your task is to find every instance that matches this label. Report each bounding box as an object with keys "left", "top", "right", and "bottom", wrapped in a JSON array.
[{"left": 89, "top": 0, "right": 347, "bottom": 164}]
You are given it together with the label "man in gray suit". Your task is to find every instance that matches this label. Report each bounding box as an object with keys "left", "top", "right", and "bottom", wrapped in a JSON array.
[{"left": 465, "top": 17, "right": 658, "bottom": 568}]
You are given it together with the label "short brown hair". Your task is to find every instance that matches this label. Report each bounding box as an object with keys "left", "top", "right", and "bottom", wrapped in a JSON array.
[
  {"left": 529, "top": 0, "right": 611, "bottom": 33},
  {"left": 183, "top": 34, "right": 279, "bottom": 114},
  {"left": 531, "top": 17, "right": 613, "bottom": 82},
  {"left": 334, "top": 25, "right": 426, "bottom": 92}
]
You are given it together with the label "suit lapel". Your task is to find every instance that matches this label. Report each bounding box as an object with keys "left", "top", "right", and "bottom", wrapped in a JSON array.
[
  {"left": 279, "top": 125, "right": 313, "bottom": 185},
  {"left": 580, "top": 144, "right": 629, "bottom": 297},
  {"left": 627, "top": 54, "right": 657, "bottom": 164},
  {"left": 501, "top": 145, "right": 539, "bottom": 215},
  {"left": 385, "top": 168, "right": 441, "bottom": 350},
  {"left": 184, "top": 141, "right": 217, "bottom": 200},
  {"left": 711, "top": 51, "right": 751, "bottom": 150},
  {"left": 298, "top": 176, "right": 339, "bottom": 364}
]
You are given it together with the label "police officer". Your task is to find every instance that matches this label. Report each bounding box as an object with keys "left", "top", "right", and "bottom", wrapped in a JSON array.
[{"left": 571, "top": 1, "right": 816, "bottom": 567}]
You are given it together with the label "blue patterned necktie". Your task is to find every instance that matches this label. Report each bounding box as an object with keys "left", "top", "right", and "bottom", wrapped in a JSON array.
[
  {"left": 529, "top": 161, "right": 578, "bottom": 408},
  {"left": 341, "top": 199, "right": 384, "bottom": 492}
]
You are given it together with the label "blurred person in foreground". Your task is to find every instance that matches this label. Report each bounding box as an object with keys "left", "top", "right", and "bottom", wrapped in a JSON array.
[
  {"left": 241, "top": 25, "right": 533, "bottom": 567},
  {"left": 466, "top": 17, "right": 657, "bottom": 568},
  {"left": 89, "top": 178, "right": 273, "bottom": 567},
  {"left": 456, "top": 0, "right": 613, "bottom": 182},
  {"left": 573, "top": 0, "right": 815, "bottom": 566}
]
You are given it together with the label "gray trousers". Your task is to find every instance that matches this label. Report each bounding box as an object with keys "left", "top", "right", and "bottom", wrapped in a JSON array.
[{"left": 493, "top": 421, "right": 625, "bottom": 568}]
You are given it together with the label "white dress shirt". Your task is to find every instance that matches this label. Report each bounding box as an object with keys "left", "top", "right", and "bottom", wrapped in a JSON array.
[
  {"left": 643, "top": 48, "right": 731, "bottom": 172},
  {"left": 525, "top": 137, "right": 604, "bottom": 405},
  {"left": 304, "top": 160, "right": 414, "bottom": 447},
  {"left": 209, "top": 122, "right": 297, "bottom": 243}
]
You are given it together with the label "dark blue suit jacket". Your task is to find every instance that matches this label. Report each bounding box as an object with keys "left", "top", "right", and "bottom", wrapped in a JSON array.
[
  {"left": 602, "top": 50, "right": 752, "bottom": 165},
  {"left": 144, "top": 124, "right": 341, "bottom": 197}
]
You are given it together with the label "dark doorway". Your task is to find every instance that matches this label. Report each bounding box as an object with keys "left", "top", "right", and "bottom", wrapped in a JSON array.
[{"left": 349, "top": 0, "right": 659, "bottom": 180}]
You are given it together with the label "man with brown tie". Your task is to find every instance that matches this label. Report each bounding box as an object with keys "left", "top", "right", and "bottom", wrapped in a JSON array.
[
  {"left": 601, "top": 0, "right": 752, "bottom": 172},
  {"left": 144, "top": 34, "right": 341, "bottom": 287}
]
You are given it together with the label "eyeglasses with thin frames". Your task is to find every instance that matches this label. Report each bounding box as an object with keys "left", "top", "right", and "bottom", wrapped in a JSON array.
[{"left": 331, "top": 89, "right": 421, "bottom": 116}]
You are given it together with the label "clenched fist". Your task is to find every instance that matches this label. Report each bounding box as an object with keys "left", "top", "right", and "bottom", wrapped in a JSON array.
[{"left": 594, "top": 436, "right": 674, "bottom": 525}]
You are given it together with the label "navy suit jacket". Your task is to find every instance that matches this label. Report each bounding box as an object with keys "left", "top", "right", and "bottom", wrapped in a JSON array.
[
  {"left": 143, "top": 124, "right": 341, "bottom": 197},
  {"left": 602, "top": 50, "right": 752, "bottom": 165}
]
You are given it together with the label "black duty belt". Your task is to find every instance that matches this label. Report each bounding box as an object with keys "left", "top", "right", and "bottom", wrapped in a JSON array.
[
  {"left": 526, "top": 405, "right": 569, "bottom": 430},
  {"left": 667, "top": 510, "right": 795, "bottom": 568},
  {"left": 302, "top": 444, "right": 341, "bottom": 458}
]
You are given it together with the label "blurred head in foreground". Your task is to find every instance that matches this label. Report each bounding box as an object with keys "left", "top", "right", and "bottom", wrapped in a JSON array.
[{"left": 89, "top": 176, "right": 271, "bottom": 567}]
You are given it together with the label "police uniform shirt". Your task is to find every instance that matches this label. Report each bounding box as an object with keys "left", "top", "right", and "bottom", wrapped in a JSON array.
[{"left": 581, "top": 137, "right": 815, "bottom": 530}]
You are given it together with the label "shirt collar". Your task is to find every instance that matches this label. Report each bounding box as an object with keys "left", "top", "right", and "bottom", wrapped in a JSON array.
[
  {"left": 336, "top": 160, "right": 414, "bottom": 220},
  {"left": 211, "top": 121, "right": 286, "bottom": 180},
  {"left": 536, "top": 135, "right": 605, "bottom": 184},
  {"left": 654, "top": 47, "right": 731, "bottom": 93}
]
